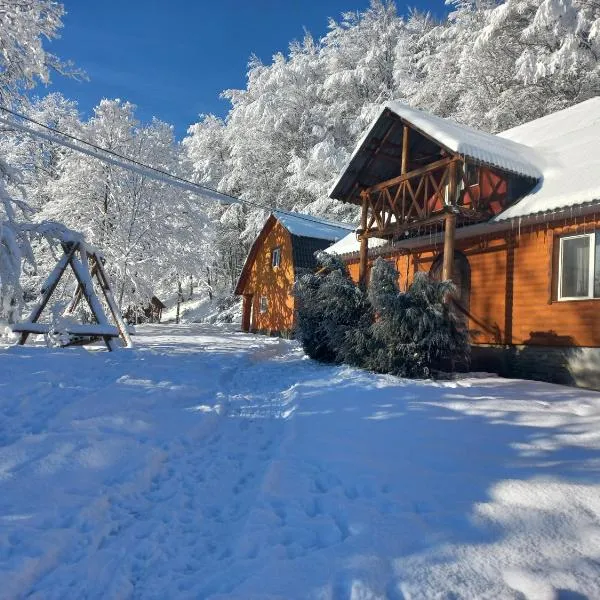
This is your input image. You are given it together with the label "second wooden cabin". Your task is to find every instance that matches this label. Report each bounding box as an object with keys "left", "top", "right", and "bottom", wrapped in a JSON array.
[{"left": 235, "top": 211, "right": 353, "bottom": 336}]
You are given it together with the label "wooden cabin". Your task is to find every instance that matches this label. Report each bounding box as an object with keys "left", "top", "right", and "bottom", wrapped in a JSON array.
[
  {"left": 327, "top": 98, "right": 600, "bottom": 389},
  {"left": 235, "top": 211, "right": 353, "bottom": 336},
  {"left": 125, "top": 296, "right": 166, "bottom": 324}
]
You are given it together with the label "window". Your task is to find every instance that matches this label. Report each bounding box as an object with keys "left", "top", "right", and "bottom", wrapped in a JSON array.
[
  {"left": 259, "top": 296, "right": 268, "bottom": 313},
  {"left": 558, "top": 232, "right": 600, "bottom": 300},
  {"left": 271, "top": 247, "right": 281, "bottom": 268}
]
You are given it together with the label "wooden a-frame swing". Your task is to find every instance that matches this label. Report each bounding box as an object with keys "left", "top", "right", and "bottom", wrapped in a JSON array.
[{"left": 12, "top": 241, "right": 133, "bottom": 351}]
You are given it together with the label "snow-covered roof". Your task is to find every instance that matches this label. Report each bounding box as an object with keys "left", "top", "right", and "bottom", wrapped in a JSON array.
[
  {"left": 494, "top": 97, "right": 600, "bottom": 221},
  {"left": 383, "top": 102, "right": 541, "bottom": 179},
  {"left": 330, "top": 97, "right": 600, "bottom": 222},
  {"left": 329, "top": 102, "right": 542, "bottom": 202},
  {"left": 274, "top": 210, "right": 354, "bottom": 241},
  {"left": 324, "top": 231, "right": 388, "bottom": 256}
]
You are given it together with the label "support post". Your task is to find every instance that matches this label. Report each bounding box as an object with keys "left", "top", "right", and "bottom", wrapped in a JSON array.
[
  {"left": 442, "top": 212, "right": 456, "bottom": 282},
  {"left": 447, "top": 159, "right": 458, "bottom": 206},
  {"left": 401, "top": 125, "right": 409, "bottom": 175},
  {"left": 358, "top": 193, "right": 369, "bottom": 288}
]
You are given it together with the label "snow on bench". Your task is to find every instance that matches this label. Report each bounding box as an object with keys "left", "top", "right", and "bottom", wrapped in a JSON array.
[{"left": 11, "top": 322, "right": 132, "bottom": 337}]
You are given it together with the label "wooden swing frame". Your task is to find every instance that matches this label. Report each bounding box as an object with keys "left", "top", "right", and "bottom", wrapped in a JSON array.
[{"left": 12, "top": 241, "right": 133, "bottom": 351}]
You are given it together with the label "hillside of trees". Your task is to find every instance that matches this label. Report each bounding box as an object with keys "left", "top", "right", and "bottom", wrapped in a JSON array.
[{"left": 2, "top": 0, "right": 600, "bottom": 321}]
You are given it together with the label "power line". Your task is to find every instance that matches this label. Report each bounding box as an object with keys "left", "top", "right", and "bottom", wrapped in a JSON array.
[{"left": 0, "top": 104, "right": 355, "bottom": 232}]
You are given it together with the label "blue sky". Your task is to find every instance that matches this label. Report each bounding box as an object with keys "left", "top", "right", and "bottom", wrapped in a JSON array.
[{"left": 47, "top": 1, "right": 445, "bottom": 138}]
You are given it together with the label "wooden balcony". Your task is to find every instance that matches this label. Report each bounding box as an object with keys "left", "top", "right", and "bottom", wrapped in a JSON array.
[{"left": 358, "top": 156, "right": 488, "bottom": 240}]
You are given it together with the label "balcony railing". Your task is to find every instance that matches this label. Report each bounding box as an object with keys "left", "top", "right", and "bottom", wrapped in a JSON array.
[{"left": 358, "top": 157, "right": 487, "bottom": 238}]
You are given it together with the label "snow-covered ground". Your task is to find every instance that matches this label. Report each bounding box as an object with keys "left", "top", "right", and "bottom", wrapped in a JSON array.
[
  {"left": 160, "top": 295, "right": 241, "bottom": 325},
  {"left": 1, "top": 325, "right": 600, "bottom": 599}
]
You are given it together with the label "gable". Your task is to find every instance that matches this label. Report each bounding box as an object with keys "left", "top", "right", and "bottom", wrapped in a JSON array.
[{"left": 330, "top": 103, "right": 540, "bottom": 205}]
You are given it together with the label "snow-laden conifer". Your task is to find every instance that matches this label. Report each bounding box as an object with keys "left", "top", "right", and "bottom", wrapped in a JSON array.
[
  {"left": 294, "top": 252, "right": 370, "bottom": 363},
  {"left": 368, "top": 258, "right": 470, "bottom": 377}
]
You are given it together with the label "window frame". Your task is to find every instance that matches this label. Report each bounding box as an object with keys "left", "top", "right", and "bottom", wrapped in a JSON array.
[
  {"left": 259, "top": 296, "right": 268, "bottom": 313},
  {"left": 271, "top": 246, "right": 281, "bottom": 268},
  {"left": 558, "top": 232, "right": 599, "bottom": 301}
]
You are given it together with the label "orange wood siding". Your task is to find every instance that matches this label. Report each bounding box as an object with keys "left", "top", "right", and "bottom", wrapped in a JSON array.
[
  {"left": 241, "top": 221, "right": 296, "bottom": 333},
  {"left": 344, "top": 214, "right": 600, "bottom": 348}
]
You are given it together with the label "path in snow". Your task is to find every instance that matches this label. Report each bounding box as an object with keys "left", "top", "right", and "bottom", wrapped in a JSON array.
[{"left": 1, "top": 324, "right": 600, "bottom": 599}]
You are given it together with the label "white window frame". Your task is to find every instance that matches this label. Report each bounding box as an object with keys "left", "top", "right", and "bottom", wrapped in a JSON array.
[
  {"left": 271, "top": 247, "right": 281, "bottom": 268},
  {"left": 259, "top": 296, "right": 268, "bottom": 313},
  {"left": 558, "top": 232, "right": 598, "bottom": 301}
]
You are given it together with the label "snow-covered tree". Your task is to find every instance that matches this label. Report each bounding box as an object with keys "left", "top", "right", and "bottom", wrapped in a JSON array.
[
  {"left": 0, "top": 1, "right": 80, "bottom": 322},
  {"left": 294, "top": 255, "right": 469, "bottom": 376},
  {"left": 0, "top": 1, "right": 80, "bottom": 109},
  {"left": 294, "top": 252, "right": 370, "bottom": 363},
  {"left": 39, "top": 99, "right": 205, "bottom": 310},
  {"left": 461, "top": 0, "right": 600, "bottom": 131},
  {"left": 367, "top": 259, "right": 470, "bottom": 376}
]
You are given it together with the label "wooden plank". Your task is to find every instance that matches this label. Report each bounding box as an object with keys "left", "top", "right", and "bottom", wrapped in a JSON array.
[
  {"left": 64, "top": 324, "right": 120, "bottom": 336},
  {"left": 363, "top": 212, "right": 448, "bottom": 238},
  {"left": 12, "top": 322, "right": 51, "bottom": 334}
]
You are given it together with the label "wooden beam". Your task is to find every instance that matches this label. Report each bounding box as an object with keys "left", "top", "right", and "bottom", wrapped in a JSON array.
[
  {"left": 447, "top": 159, "right": 458, "bottom": 205},
  {"left": 69, "top": 249, "right": 118, "bottom": 352},
  {"left": 363, "top": 212, "right": 447, "bottom": 239},
  {"left": 352, "top": 118, "right": 400, "bottom": 204},
  {"left": 65, "top": 262, "right": 98, "bottom": 315},
  {"left": 442, "top": 213, "right": 457, "bottom": 281},
  {"left": 373, "top": 151, "right": 402, "bottom": 162},
  {"left": 401, "top": 125, "right": 409, "bottom": 175},
  {"left": 362, "top": 206, "right": 488, "bottom": 239},
  {"left": 93, "top": 254, "right": 133, "bottom": 348},
  {"left": 358, "top": 193, "right": 369, "bottom": 288},
  {"left": 366, "top": 157, "right": 453, "bottom": 195}
]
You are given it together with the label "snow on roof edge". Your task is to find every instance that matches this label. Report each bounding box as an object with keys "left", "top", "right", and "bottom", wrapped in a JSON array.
[
  {"left": 274, "top": 210, "right": 354, "bottom": 242},
  {"left": 384, "top": 101, "right": 542, "bottom": 180},
  {"left": 324, "top": 231, "right": 388, "bottom": 256}
]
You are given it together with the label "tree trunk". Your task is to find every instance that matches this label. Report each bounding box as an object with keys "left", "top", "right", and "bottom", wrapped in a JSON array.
[
  {"left": 206, "top": 266, "right": 213, "bottom": 301},
  {"left": 176, "top": 279, "right": 183, "bottom": 325}
]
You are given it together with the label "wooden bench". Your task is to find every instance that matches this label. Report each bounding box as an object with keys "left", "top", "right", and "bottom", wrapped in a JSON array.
[{"left": 11, "top": 323, "right": 135, "bottom": 348}]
